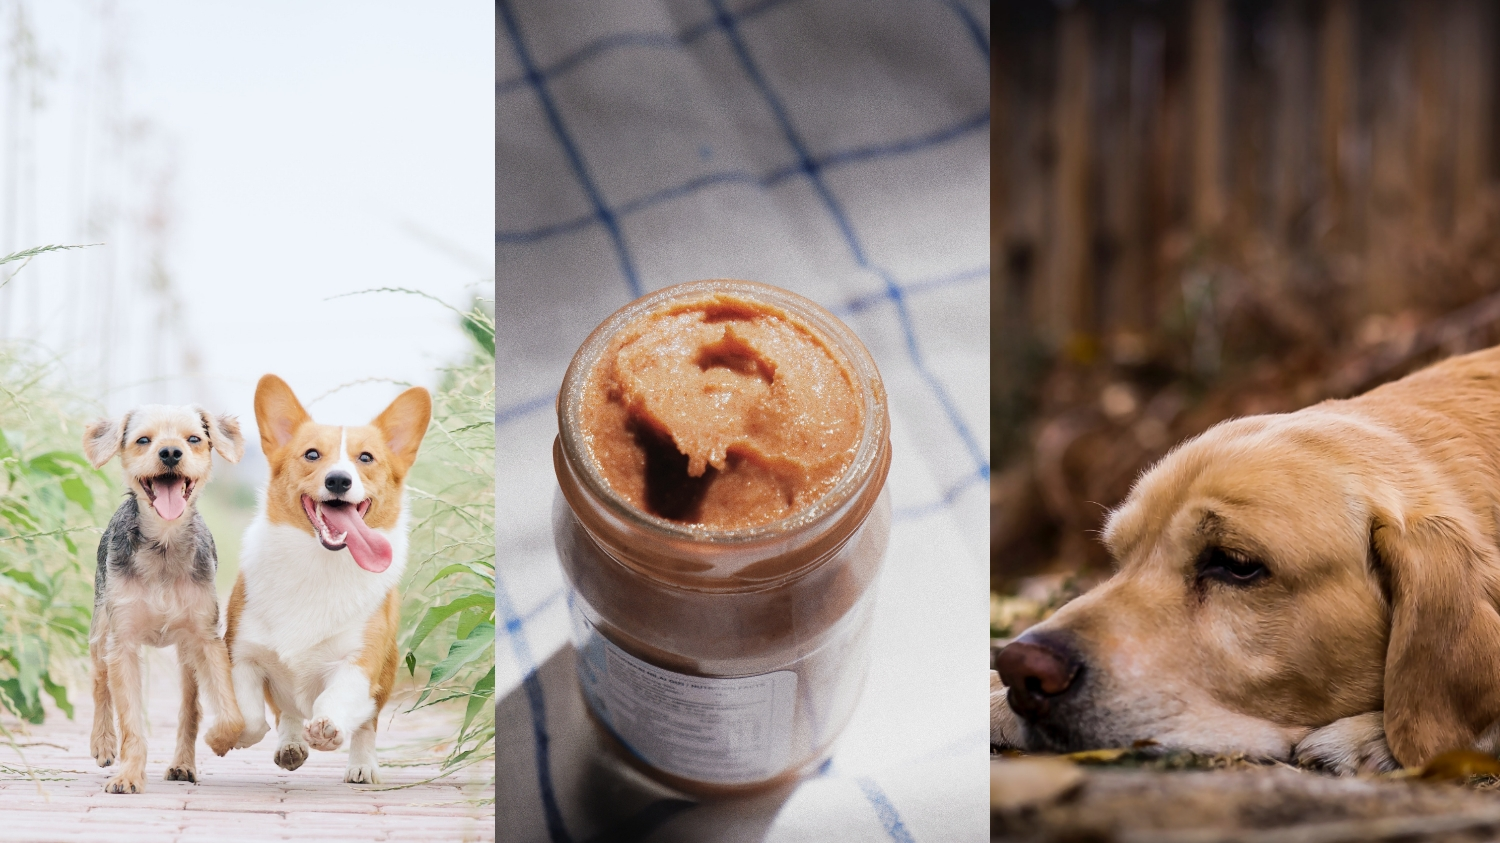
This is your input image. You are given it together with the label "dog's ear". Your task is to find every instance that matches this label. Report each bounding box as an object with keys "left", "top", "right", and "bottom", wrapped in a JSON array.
[
  {"left": 371, "top": 386, "right": 431, "bottom": 472},
  {"left": 198, "top": 409, "right": 245, "bottom": 464},
  {"left": 254, "top": 375, "right": 310, "bottom": 457},
  {"left": 1375, "top": 509, "right": 1500, "bottom": 766},
  {"left": 82, "top": 414, "right": 128, "bottom": 468}
]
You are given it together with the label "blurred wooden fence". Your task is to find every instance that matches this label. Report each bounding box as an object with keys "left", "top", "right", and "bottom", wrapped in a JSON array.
[
  {"left": 997, "top": 0, "right": 1499, "bottom": 354},
  {"left": 994, "top": 0, "right": 1500, "bottom": 585}
]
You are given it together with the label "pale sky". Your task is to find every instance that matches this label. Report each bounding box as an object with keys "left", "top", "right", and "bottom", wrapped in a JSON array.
[{"left": 9, "top": 1, "right": 493, "bottom": 480}]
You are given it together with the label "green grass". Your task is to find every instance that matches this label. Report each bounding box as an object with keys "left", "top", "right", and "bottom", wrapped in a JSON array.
[
  {"left": 396, "top": 296, "right": 494, "bottom": 779},
  {"left": 0, "top": 348, "right": 117, "bottom": 732}
]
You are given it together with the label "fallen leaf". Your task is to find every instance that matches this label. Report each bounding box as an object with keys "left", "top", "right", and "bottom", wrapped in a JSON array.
[
  {"left": 990, "top": 757, "right": 1085, "bottom": 813},
  {"left": 1418, "top": 750, "right": 1500, "bottom": 781}
]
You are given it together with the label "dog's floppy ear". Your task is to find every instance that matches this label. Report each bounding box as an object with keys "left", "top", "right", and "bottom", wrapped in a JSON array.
[
  {"left": 254, "top": 375, "right": 310, "bottom": 457},
  {"left": 198, "top": 409, "right": 245, "bottom": 464},
  {"left": 1375, "top": 508, "right": 1500, "bottom": 766},
  {"left": 371, "top": 386, "right": 431, "bottom": 472},
  {"left": 82, "top": 413, "right": 129, "bottom": 468}
]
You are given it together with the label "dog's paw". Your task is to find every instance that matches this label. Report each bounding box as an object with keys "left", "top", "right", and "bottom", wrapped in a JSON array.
[
  {"left": 205, "top": 718, "right": 244, "bottom": 757},
  {"left": 164, "top": 764, "right": 198, "bottom": 783},
  {"left": 345, "top": 762, "right": 381, "bottom": 784},
  {"left": 235, "top": 720, "right": 269, "bottom": 749},
  {"left": 90, "top": 732, "right": 117, "bottom": 768},
  {"left": 274, "top": 741, "right": 309, "bottom": 771},
  {"left": 104, "top": 771, "right": 145, "bottom": 794},
  {"left": 1294, "top": 712, "right": 1398, "bottom": 775},
  {"left": 304, "top": 717, "right": 344, "bottom": 752}
]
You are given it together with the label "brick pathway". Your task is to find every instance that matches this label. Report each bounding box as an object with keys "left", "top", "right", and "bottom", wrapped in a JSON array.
[{"left": 0, "top": 648, "right": 494, "bottom": 842}]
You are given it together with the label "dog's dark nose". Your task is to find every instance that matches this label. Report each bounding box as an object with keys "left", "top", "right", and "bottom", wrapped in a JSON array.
[
  {"left": 325, "top": 471, "right": 352, "bottom": 495},
  {"left": 158, "top": 447, "right": 182, "bottom": 468},
  {"left": 997, "top": 636, "right": 1083, "bottom": 721}
]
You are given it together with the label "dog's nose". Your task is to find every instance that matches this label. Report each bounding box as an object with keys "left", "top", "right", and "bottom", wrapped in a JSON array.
[
  {"left": 158, "top": 447, "right": 182, "bottom": 468},
  {"left": 325, "top": 471, "right": 352, "bottom": 495},
  {"left": 997, "top": 636, "right": 1083, "bottom": 721}
]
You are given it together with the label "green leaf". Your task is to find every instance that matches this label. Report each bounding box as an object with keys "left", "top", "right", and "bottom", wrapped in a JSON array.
[
  {"left": 456, "top": 604, "right": 491, "bottom": 640},
  {"left": 405, "top": 651, "right": 417, "bottom": 677},
  {"left": 461, "top": 666, "right": 495, "bottom": 737},
  {"left": 406, "top": 593, "right": 493, "bottom": 655},
  {"left": 0, "top": 569, "right": 46, "bottom": 599},
  {"left": 0, "top": 500, "right": 41, "bottom": 531},
  {"left": 26, "top": 451, "right": 89, "bottom": 476},
  {"left": 42, "top": 673, "right": 73, "bottom": 719},
  {"left": 426, "top": 562, "right": 486, "bottom": 587},
  {"left": 60, "top": 476, "right": 93, "bottom": 510},
  {"left": 414, "top": 624, "right": 494, "bottom": 707},
  {"left": 462, "top": 308, "right": 495, "bottom": 356}
]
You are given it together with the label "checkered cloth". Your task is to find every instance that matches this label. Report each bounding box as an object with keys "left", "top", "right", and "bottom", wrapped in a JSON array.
[{"left": 497, "top": 1, "right": 990, "bottom": 840}]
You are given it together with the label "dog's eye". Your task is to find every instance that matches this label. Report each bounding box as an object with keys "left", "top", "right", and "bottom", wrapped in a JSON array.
[
  {"left": 305, "top": 449, "right": 320, "bottom": 461},
  {"left": 359, "top": 452, "right": 373, "bottom": 463},
  {"left": 1197, "top": 547, "right": 1268, "bottom": 586},
  {"left": 188, "top": 435, "right": 201, "bottom": 444},
  {"left": 136, "top": 437, "right": 150, "bottom": 445}
]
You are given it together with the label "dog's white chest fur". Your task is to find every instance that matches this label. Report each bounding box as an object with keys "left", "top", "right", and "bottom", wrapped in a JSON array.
[{"left": 236, "top": 511, "right": 407, "bottom": 683}]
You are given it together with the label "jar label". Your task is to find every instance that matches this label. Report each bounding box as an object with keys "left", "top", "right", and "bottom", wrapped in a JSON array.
[{"left": 571, "top": 597, "right": 797, "bottom": 785}]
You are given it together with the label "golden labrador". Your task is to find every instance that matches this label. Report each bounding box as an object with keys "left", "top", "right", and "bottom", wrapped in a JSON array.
[{"left": 993, "top": 345, "right": 1500, "bottom": 773}]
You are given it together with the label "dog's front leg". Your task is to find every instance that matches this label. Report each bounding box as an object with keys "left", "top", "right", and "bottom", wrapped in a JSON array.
[
  {"left": 345, "top": 721, "right": 380, "bottom": 784},
  {"left": 186, "top": 636, "right": 244, "bottom": 757},
  {"left": 167, "top": 657, "right": 200, "bottom": 782},
  {"left": 305, "top": 662, "right": 375, "bottom": 754},
  {"left": 268, "top": 680, "right": 310, "bottom": 771},
  {"left": 103, "top": 637, "right": 147, "bottom": 793},
  {"left": 89, "top": 636, "right": 116, "bottom": 767},
  {"left": 231, "top": 659, "right": 270, "bottom": 749},
  {"left": 1293, "top": 712, "right": 1398, "bottom": 774}
]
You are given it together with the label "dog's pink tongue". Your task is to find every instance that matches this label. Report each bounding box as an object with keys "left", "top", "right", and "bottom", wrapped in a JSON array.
[
  {"left": 152, "top": 478, "right": 187, "bottom": 521},
  {"left": 322, "top": 505, "right": 392, "bottom": 573}
]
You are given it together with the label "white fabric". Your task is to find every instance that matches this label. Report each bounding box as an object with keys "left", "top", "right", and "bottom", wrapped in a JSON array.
[{"left": 496, "top": 0, "right": 990, "bottom": 840}]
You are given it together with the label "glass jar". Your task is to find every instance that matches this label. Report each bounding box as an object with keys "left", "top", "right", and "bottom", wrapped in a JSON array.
[{"left": 552, "top": 279, "right": 892, "bottom": 796}]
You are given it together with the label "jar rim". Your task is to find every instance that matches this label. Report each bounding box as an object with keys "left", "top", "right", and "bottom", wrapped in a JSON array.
[{"left": 556, "top": 279, "right": 889, "bottom": 550}]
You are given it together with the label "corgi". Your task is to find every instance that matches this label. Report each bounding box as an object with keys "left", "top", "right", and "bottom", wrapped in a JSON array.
[{"left": 226, "top": 374, "right": 430, "bottom": 783}]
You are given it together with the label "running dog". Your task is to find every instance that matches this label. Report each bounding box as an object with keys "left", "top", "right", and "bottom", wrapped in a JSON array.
[
  {"left": 85, "top": 405, "right": 246, "bottom": 793},
  {"left": 226, "top": 375, "right": 430, "bottom": 783}
]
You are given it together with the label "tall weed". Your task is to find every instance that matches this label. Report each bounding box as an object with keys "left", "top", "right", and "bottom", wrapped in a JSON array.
[
  {"left": 398, "top": 296, "right": 495, "bottom": 777},
  {"left": 0, "top": 355, "right": 114, "bottom": 729}
]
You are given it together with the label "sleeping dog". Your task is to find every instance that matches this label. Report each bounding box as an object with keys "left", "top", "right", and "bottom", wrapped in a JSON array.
[
  {"left": 995, "top": 345, "right": 1500, "bottom": 774},
  {"left": 84, "top": 405, "right": 246, "bottom": 793}
]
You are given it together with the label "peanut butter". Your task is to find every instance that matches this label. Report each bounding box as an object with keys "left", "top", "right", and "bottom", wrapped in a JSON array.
[
  {"left": 554, "top": 280, "right": 892, "bottom": 794},
  {"left": 579, "top": 293, "right": 862, "bottom": 529}
]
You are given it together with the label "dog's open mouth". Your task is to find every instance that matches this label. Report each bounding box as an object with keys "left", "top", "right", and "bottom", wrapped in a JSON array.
[
  {"left": 301, "top": 495, "right": 393, "bottom": 573},
  {"left": 142, "top": 474, "right": 192, "bottom": 521}
]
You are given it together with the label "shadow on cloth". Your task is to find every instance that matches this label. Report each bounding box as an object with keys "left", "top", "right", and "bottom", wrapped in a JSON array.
[{"left": 497, "top": 642, "right": 799, "bottom": 843}]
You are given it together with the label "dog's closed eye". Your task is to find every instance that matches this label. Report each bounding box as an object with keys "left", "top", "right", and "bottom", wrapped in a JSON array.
[{"left": 1196, "top": 546, "right": 1268, "bottom": 586}]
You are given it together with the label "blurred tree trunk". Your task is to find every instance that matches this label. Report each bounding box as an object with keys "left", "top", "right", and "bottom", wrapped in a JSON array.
[
  {"left": 1047, "top": 5, "right": 1093, "bottom": 351},
  {"left": 1191, "top": 0, "right": 1227, "bottom": 239}
]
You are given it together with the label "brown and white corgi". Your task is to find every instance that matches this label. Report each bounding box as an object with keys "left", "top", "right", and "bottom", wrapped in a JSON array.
[{"left": 226, "top": 374, "right": 430, "bottom": 783}]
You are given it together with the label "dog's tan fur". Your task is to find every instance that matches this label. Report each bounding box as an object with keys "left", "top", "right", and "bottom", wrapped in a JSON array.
[
  {"left": 994, "top": 346, "right": 1500, "bottom": 771},
  {"left": 84, "top": 405, "right": 245, "bottom": 793}
]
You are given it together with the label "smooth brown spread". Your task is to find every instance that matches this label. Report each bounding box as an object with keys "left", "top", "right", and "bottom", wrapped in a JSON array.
[{"left": 580, "top": 293, "right": 862, "bottom": 529}]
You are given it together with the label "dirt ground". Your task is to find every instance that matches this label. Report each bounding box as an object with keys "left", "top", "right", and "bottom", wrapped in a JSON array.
[
  {"left": 0, "top": 647, "right": 494, "bottom": 842},
  {"left": 993, "top": 756, "right": 1500, "bottom": 843}
]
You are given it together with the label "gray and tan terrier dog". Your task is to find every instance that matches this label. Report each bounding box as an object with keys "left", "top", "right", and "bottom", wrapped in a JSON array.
[{"left": 83, "top": 405, "right": 247, "bottom": 793}]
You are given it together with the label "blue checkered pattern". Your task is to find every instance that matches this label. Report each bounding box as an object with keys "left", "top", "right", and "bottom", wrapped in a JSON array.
[{"left": 497, "top": 1, "right": 990, "bottom": 839}]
